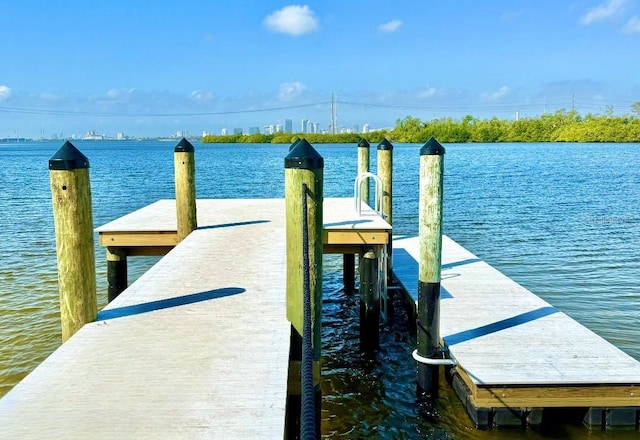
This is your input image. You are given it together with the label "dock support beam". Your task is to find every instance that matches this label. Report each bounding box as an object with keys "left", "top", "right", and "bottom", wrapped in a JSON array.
[
  {"left": 360, "top": 249, "right": 379, "bottom": 351},
  {"left": 377, "top": 138, "right": 393, "bottom": 274},
  {"left": 417, "top": 137, "right": 445, "bottom": 397},
  {"left": 49, "top": 141, "right": 97, "bottom": 342},
  {"left": 174, "top": 138, "right": 197, "bottom": 242},
  {"left": 106, "top": 247, "right": 127, "bottom": 302},
  {"left": 285, "top": 138, "right": 323, "bottom": 439}
]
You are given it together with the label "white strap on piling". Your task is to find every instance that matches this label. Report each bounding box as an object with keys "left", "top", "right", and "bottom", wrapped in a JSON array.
[{"left": 412, "top": 349, "right": 457, "bottom": 366}]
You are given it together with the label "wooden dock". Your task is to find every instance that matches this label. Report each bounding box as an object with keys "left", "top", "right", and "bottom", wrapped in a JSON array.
[
  {"left": 0, "top": 197, "right": 390, "bottom": 439},
  {"left": 393, "top": 234, "right": 640, "bottom": 427},
  {"left": 5, "top": 190, "right": 639, "bottom": 432}
]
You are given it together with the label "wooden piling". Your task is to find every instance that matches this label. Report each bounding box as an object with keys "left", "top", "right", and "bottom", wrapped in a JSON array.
[
  {"left": 174, "top": 138, "right": 197, "bottom": 242},
  {"left": 377, "top": 138, "right": 394, "bottom": 273},
  {"left": 360, "top": 249, "right": 379, "bottom": 351},
  {"left": 376, "top": 138, "right": 393, "bottom": 224},
  {"left": 106, "top": 247, "right": 127, "bottom": 302},
  {"left": 284, "top": 138, "right": 323, "bottom": 438},
  {"left": 357, "top": 138, "right": 370, "bottom": 204},
  {"left": 48, "top": 141, "right": 97, "bottom": 342},
  {"left": 417, "top": 137, "right": 445, "bottom": 397}
]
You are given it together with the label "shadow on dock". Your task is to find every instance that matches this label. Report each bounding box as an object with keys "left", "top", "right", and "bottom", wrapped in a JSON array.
[
  {"left": 97, "top": 287, "right": 246, "bottom": 321},
  {"left": 443, "top": 306, "right": 559, "bottom": 346},
  {"left": 197, "top": 219, "right": 271, "bottom": 230}
]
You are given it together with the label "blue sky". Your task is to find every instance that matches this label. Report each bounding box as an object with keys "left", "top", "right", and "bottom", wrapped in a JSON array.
[{"left": 1, "top": 0, "right": 639, "bottom": 138}]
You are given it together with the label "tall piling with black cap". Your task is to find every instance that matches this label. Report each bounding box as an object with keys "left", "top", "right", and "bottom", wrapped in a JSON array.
[
  {"left": 284, "top": 138, "right": 323, "bottom": 439},
  {"left": 174, "top": 138, "right": 197, "bottom": 242},
  {"left": 357, "top": 138, "right": 370, "bottom": 204},
  {"left": 417, "top": 137, "right": 445, "bottom": 397},
  {"left": 49, "top": 141, "right": 97, "bottom": 342},
  {"left": 360, "top": 249, "right": 379, "bottom": 351},
  {"left": 342, "top": 138, "right": 370, "bottom": 295},
  {"left": 377, "top": 138, "right": 394, "bottom": 274}
]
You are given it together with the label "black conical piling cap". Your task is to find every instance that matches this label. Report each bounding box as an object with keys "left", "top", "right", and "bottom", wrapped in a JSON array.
[
  {"left": 285, "top": 139, "right": 324, "bottom": 170},
  {"left": 377, "top": 138, "right": 393, "bottom": 150},
  {"left": 174, "top": 137, "right": 195, "bottom": 153},
  {"left": 48, "top": 141, "right": 90, "bottom": 170},
  {"left": 420, "top": 137, "right": 445, "bottom": 156},
  {"left": 289, "top": 137, "right": 302, "bottom": 152},
  {"left": 357, "top": 138, "right": 370, "bottom": 148}
]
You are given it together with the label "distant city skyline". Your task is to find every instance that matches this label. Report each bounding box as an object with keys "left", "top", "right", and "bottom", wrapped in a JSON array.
[
  {"left": 208, "top": 116, "right": 373, "bottom": 138},
  {"left": 0, "top": 99, "right": 385, "bottom": 140},
  {"left": 1, "top": 1, "right": 639, "bottom": 138}
]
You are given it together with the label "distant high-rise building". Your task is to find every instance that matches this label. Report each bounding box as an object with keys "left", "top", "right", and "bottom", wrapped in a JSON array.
[
  {"left": 362, "top": 124, "right": 370, "bottom": 134},
  {"left": 117, "top": 132, "right": 126, "bottom": 140},
  {"left": 313, "top": 122, "right": 319, "bottom": 134},
  {"left": 268, "top": 124, "right": 275, "bottom": 134},
  {"left": 221, "top": 128, "right": 228, "bottom": 136},
  {"left": 306, "top": 120, "right": 312, "bottom": 134},
  {"left": 276, "top": 124, "right": 283, "bottom": 133},
  {"left": 301, "top": 119, "right": 308, "bottom": 133},
  {"left": 284, "top": 119, "right": 293, "bottom": 134},
  {"left": 249, "top": 126, "right": 260, "bottom": 135}
]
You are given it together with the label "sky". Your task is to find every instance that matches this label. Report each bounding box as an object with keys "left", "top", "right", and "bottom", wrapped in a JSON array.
[{"left": 1, "top": 0, "right": 639, "bottom": 139}]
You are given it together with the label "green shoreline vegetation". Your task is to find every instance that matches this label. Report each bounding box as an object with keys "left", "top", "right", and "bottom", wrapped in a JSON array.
[{"left": 202, "top": 108, "right": 640, "bottom": 144}]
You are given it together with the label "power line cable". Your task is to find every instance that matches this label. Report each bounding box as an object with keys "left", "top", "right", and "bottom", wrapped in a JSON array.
[{"left": 0, "top": 102, "right": 329, "bottom": 117}]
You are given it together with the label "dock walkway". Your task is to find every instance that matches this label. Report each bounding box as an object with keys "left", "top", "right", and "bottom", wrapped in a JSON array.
[
  {"left": 0, "top": 199, "right": 290, "bottom": 439},
  {"left": 393, "top": 235, "right": 640, "bottom": 426},
  {"left": 0, "top": 197, "right": 391, "bottom": 439}
]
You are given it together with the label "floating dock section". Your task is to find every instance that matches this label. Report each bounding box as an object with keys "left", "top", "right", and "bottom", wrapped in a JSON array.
[{"left": 393, "top": 235, "right": 640, "bottom": 428}]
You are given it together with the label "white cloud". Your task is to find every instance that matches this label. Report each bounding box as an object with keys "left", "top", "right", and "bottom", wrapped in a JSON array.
[
  {"left": 379, "top": 19, "right": 403, "bottom": 33},
  {"left": 417, "top": 87, "right": 439, "bottom": 98},
  {"left": 190, "top": 90, "right": 214, "bottom": 102},
  {"left": 622, "top": 15, "right": 640, "bottom": 33},
  {"left": 264, "top": 5, "right": 319, "bottom": 36},
  {"left": 481, "top": 86, "right": 510, "bottom": 101},
  {"left": 580, "top": 0, "right": 627, "bottom": 25},
  {"left": 0, "top": 85, "right": 12, "bottom": 101},
  {"left": 278, "top": 81, "right": 306, "bottom": 101},
  {"left": 105, "top": 88, "right": 135, "bottom": 101}
]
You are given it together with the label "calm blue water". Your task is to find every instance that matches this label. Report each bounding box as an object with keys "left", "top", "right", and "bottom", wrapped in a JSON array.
[{"left": 1, "top": 140, "right": 639, "bottom": 439}]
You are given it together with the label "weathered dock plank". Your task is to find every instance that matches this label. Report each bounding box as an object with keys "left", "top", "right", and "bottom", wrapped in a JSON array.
[
  {"left": 0, "top": 199, "right": 289, "bottom": 439},
  {"left": 393, "top": 235, "right": 640, "bottom": 410}
]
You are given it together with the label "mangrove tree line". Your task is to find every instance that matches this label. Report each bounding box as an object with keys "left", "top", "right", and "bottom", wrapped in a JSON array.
[{"left": 202, "top": 109, "right": 640, "bottom": 144}]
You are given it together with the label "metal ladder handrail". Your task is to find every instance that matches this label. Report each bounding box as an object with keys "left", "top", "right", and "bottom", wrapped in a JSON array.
[
  {"left": 353, "top": 172, "right": 384, "bottom": 217},
  {"left": 353, "top": 172, "right": 389, "bottom": 322}
]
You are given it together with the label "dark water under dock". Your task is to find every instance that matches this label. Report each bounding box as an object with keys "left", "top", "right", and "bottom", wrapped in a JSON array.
[{"left": 1, "top": 141, "right": 639, "bottom": 438}]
